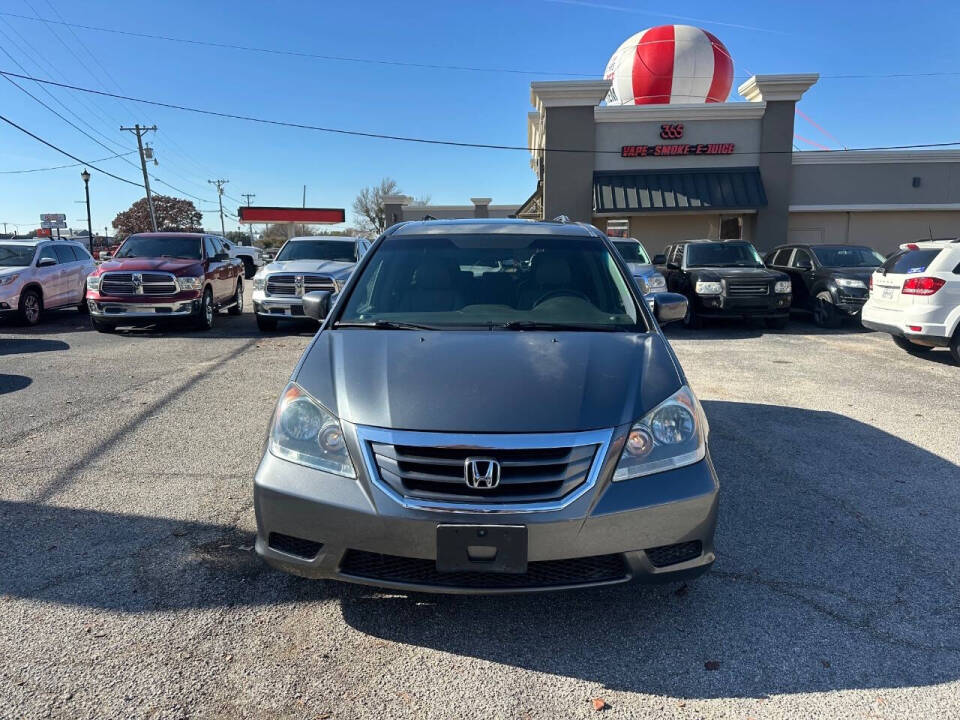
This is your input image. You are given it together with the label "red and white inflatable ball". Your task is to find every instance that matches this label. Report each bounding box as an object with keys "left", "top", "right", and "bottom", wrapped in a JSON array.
[{"left": 604, "top": 25, "right": 734, "bottom": 105}]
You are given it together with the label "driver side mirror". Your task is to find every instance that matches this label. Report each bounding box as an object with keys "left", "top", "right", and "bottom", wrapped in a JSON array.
[
  {"left": 666, "top": 261, "right": 679, "bottom": 270},
  {"left": 652, "top": 254, "right": 666, "bottom": 265},
  {"left": 37, "top": 257, "right": 57, "bottom": 267},
  {"left": 213, "top": 252, "right": 230, "bottom": 262},
  {"left": 653, "top": 292, "right": 688, "bottom": 325},
  {"left": 795, "top": 259, "right": 813, "bottom": 271},
  {"left": 303, "top": 291, "right": 331, "bottom": 321}
]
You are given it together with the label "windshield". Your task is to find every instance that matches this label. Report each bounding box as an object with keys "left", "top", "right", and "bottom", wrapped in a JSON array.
[
  {"left": 115, "top": 235, "right": 202, "bottom": 260},
  {"left": 613, "top": 241, "right": 651, "bottom": 264},
  {"left": 812, "top": 246, "right": 884, "bottom": 267},
  {"left": 276, "top": 240, "right": 355, "bottom": 262},
  {"left": 337, "top": 234, "right": 643, "bottom": 331},
  {"left": 685, "top": 242, "right": 763, "bottom": 268},
  {"left": 0, "top": 244, "right": 35, "bottom": 267}
]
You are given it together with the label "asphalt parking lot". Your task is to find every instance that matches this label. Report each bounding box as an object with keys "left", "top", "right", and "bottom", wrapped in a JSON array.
[{"left": 2, "top": 286, "right": 959, "bottom": 720}]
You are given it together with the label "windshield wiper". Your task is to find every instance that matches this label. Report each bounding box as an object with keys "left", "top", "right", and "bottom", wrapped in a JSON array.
[
  {"left": 497, "top": 320, "right": 623, "bottom": 332},
  {"left": 335, "top": 320, "right": 439, "bottom": 330}
]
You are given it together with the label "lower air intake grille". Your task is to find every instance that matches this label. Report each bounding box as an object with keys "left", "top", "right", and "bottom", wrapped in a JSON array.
[
  {"left": 339, "top": 550, "right": 628, "bottom": 589},
  {"left": 268, "top": 532, "right": 323, "bottom": 559},
  {"left": 645, "top": 540, "right": 702, "bottom": 568}
]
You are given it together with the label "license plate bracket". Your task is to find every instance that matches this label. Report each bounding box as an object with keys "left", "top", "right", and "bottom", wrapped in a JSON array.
[{"left": 436, "top": 525, "right": 527, "bottom": 574}]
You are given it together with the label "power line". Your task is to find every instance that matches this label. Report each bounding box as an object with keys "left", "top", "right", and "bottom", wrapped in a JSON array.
[
  {"left": 0, "top": 150, "right": 136, "bottom": 173},
  {"left": 2, "top": 69, "right": 959, "bottom": 157}
]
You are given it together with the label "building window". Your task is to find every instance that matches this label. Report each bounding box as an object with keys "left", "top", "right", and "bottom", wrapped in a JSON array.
[{"left": 720, "top": 215, "right": 742, "bottom": 240}]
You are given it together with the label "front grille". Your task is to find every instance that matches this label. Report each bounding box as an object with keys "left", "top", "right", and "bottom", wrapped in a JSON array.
[
  {"left": 265, "top": 273, "right": 336, "bottom": 297},
  {"left": 725, "top": 281, "right": 769, "bottom": 297},
  {"left": 340, "top": 550, "right": 628, "bottom": 589},
  {"left": 645, "top": 540, "right": 702, "bottom": 568},
  {"left": 369, "top": 441, "right": 598, "bottom": 504},
  {"left": 268, "top": 532, "right": 323, "bottom": 559},
  {"left": 100, "top": 271, "right": 177, "bottom": 296}
]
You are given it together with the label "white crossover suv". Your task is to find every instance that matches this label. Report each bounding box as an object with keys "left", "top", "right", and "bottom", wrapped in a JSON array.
[
  {"left": 862, "top": 239, "right": 960, "bottom": 363},
  {"left": 0, "top": 238, "right": 97, "bottom": 325}
]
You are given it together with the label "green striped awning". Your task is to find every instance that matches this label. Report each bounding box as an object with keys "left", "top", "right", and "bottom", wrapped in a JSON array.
[{"left": 593, "top": 168, "right": 766, "bottom": 213}]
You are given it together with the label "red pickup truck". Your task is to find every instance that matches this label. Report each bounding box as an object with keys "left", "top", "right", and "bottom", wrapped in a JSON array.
[{"left": 85, "top": 232, "right": 244, "bottom": 333}]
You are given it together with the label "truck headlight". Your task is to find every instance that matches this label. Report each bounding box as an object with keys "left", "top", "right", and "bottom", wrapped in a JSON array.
[
  {"left": 835, "top": 278, "right": 866, "bottom": 289},
  {"left": 85, "top": 275, "right": 101, "bottom": 291},
  {"left": 695, "top": 281, "right": 722, "bottom": 295},
  {"left": 645, "top": 274, "right": 666, "bottom": 291},
  {"left": 176, "top": 276, "right": 203, "bottom": 291},
  {"left": 0, "top": 273, "right": 21, "bottom": 287},
  {"left": 613, "top": 386, "right": 707, "bottom": 481},
  {"left": 253, "top": 276, "right": 266, "bottom": 291},
  {"left": 774, "top": 280, "right": 792, "bottom": 294},
  {"left": 268, "top": 384, "right": 356, "bottom": 478}
]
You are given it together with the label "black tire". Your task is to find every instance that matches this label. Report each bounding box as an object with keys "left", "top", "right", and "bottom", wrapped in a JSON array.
[
  {"left": 242, "top": 257, "right": 256, "bottom": 279},
  {"left": 813, "top": 291, "right": 841, "bottom": 328},
  {"left": 950, "top": 328, "right": 960, "bottom": 365},
  {"left": 256, "top": 313, "right": 278, "bottom": 332},
  {"left": 892, "top": 334, "right": 934, "bottom": 355},
  {"left": 765, "top": 316, "right": 789, "bottom": 330},
  {"left": 194, "top": 288, "right": 215, "bottom": 331},
  {"left": 682, "top": 301, "right": 703, "bottom": 330},
  {"left": 91, "top": 318, "right": 115, "bottom": 333},
  {"left": 17, "top": 288, "right": 42, "bottom": 326},
  {"left": 228, "top": 280, "right": 243, "bottom": 315}
]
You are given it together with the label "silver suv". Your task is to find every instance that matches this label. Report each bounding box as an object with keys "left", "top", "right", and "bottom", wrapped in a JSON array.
[
  {"left": 0, "top": 239, "right": 96, "bottom": 325},
  {"left": 254, "top": 219, "right": 718, "bottom": 593}
]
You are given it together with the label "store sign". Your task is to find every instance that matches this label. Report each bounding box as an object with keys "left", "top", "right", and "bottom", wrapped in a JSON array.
[{"left": 621, "top": 143, "right": 736, "bottom": 158}]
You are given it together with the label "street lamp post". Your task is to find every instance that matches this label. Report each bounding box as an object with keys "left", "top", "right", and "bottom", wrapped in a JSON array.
[{"left": 81, "top": 169, "right": 93, "bottom": 256}]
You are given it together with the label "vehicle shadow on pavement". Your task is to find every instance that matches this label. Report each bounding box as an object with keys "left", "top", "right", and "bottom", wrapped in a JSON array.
[
  {"left": 0, "top": 374, "right": 32, "bottom": 394},
  {"left": 0, "top": 338, "right": 69, "bottom": 355},
  {"left": 3, "top": 402, "right": 958, "bottom": 699},
  {"left": 664, "top": 317, "right": 872, "bottom": 340}
]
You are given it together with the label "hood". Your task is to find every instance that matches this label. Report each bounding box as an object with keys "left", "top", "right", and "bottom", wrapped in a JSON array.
[
  {"left": 263, "top": 259, "right": 354, "bottom": 279},
  {"left": 823, "top": 266, "right": 876, "bottom": 280},
  {"left": 0, "top": 266, "right": 24, "bottom": 274},
  {"left": 97, "top": 257, "right": 202, "bottom": 275},
  {"left": 691, "top": 267, "right": 787, "bottom": 282},
  {"left": 626, "top": 262, "right": 661, "bottom": 278},
  {"left": 295, "top": 330, "right": 682, "bottom": 433}
]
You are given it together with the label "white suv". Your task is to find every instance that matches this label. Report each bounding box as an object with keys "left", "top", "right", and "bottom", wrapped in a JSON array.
[
  {"left": 0, "top": 239, "right": 97, "bottom": 325},
  {"left": 862, "top": 239, "right": 960, "bottom": 363}
]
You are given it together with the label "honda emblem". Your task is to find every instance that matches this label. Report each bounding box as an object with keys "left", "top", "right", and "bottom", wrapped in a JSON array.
[{"left": 464, "top": 457, "right": 500, "bottom": 489}]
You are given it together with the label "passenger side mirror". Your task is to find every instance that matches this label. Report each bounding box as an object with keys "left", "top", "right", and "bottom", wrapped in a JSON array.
[
  {"left": 795, "top": 259, "right": 813, "bottom": 271},
  {"left": 303, "top": 290, "right": 331, "bottom": 321},
  {"left": 98, "top": 251, "right": 112, "bottom": 261},
  {"left": 37, "top": 257, "right": 57, "bottom": 267},
  {"left": 213, "top": 252, "right": 230, "bottom": 262},
  {"left": 652, "top": 254, "right": 666, "bottom": 265},
  {"left": 666, "top": 261, "right": 679, "bottom": 270},
  {"left": 653, "top": 292, "right": 688, "bottom": 325}
]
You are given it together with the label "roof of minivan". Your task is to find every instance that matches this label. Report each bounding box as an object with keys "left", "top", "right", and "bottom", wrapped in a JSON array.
[{"left": 390, "top": 218, "right": 601, "bottom": 237}]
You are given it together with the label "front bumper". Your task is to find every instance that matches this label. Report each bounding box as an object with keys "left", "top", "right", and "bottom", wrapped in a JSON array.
[
  {"left": 87, "top": 290, "right": 200, "bottom": 319},
  {"left": 254, "top": 427, "right": 719, "bottom": 594},
  {"left": 695, "top": 293, "right": 791, "bottom": 318},
  {"left": 0, "top": 293, "right": 20, "bottom": 314},
  {"left": 862, "top": 302, "right": 952, "bottom": 345}
]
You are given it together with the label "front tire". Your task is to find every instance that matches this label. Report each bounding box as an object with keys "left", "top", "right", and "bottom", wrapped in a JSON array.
[
  {"left": 17, "top": 289, "right": 42, "bottom": 325},
  {"left": 242, "top": 257, "right": 256, "bottom": 279},
  {"left": 892, "top": 334, "right": 934, "bottom": 355},
  {"left": 228, "top": 280, "right": 243, "bottom": 315},
  {"left": 256, "top": 313, "right": 278, "bottom": 332},
  {"left": 194, "top": 288, "right": 215, "bottom": 331},
  {"left": 813, "top": 291, "right": 841, "bottom": 328},
  {"left": 682, "top": 301, "right": 703, "bottom": 330}
]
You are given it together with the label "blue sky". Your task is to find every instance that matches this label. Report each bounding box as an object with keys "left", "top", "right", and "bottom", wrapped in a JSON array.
[{"left": 1, "top": 0, "right": 959, "bottom": 235}]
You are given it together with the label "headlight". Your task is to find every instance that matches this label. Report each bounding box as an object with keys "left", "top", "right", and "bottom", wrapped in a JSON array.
[
  {"left": 645, "top": 274, "right": 666, "bottom": 290},
  {"left": 613, "top": 386, "right": 707, "bottom": 481},
  {"left": 835, "top": 278, "right": 867, "bottom": 289},
  {"left": 0, "top": 273, "right": 20, "bottom": 287},
  {"left": 774, "top": 280, "right": 792, "bottom": 294},
  {"left": 268, "top": 384, "right": 356, "bottom": 478},
  {"left": 85, "top": 275, "right": 101, "bottom": 291},
  {"left": 252, "top": 276, "right": 265, "bottom": 291},
  {"left": 695, "top": 281, "right": 722, "bottom": 295},
  {"left": 176, "top": 276, "right": 203, "bottom": 291}
]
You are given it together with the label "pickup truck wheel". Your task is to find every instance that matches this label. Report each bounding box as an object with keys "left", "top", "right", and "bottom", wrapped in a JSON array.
[
  {"left": 17, "top": 289, "right": 42, "bottom": 325},
  {"left": 91, "top": 318, "right": 115, "bottom": 333},
  {"left": 242, "top": 257, "right": 256, "bottom": 279},
  {"left": 892, "top": 335, "right": 934, "bottom": 355},
  {"left": 228, "top": 280, "right": 243, "bottom": 315},
  {"left": 256, "top": 313, "right": 278, "bottom": 332},
  {"left": 813, "top": 292, "right": 841, "bottom": 328},
  {"left": 682, "top": 302, "right": 703, "bottom": 330},
  {"left": 194, "top": 288, "right": 215, "bottom": 331}
]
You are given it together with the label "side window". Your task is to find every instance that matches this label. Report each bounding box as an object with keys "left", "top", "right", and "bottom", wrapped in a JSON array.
[
  {"left": 221, "top": 240, "right": 232, "bottom": 250},
  {"left": 790, "top": 249, "right": 812, "bottom": 268},
  {"left": 73, "top": 245, "right": 92, "bottom": 260},
  {"left": 203, "top": 237, "right": 218, "bottom": 259},
  {"left": 770, "top": 248, "right": 792, "bottom": 267},
  {"left": 53, "top": 245, "right": 76, "bottom": 263},
  {"left": 674, "top": 245, "right": 685, "bottom": 267},
  {"left": 36, "top": 244, "right": 58, "bottom": 265}
]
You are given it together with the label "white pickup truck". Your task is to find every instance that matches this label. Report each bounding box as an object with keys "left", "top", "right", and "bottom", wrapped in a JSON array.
[{"left": 220, "top": 239, "right": 265, "bottom": 279}]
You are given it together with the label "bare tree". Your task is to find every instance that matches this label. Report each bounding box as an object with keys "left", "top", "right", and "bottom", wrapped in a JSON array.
[
  {"left": 352, "top": 178, "right": 400, "bottom": 234},
  {"left": 409, "top": 193, "right": 432, "bottom": 207}
]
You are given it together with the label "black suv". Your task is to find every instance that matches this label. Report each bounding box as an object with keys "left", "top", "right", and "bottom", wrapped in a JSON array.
[
  {"left": 764, "top": 244, "right": 884, "bottom": 327},
  {"left": 658, "top": 240, "right": 792, "bottom": 329}
]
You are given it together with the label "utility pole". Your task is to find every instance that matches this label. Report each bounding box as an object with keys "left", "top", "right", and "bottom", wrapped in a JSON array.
[
  {"left": 302, "top": 185, "right": 306, "bottom": 208},
  {"left": 208, "top": 179, "right": 228, "bottom": 236},
  {"left": 120, "top": 124, "right": 158, "bottom": 231},
  {"left": 241, "top": 193, "right": 255, "bottom": 206}
]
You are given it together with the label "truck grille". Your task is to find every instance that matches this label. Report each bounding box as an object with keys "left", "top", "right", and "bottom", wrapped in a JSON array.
[
  {"left": 358, "top": 427, "right": 610, "bottom": 509},
  {"left": 265, "top": 273, "right": 336, "bottom": 297},
  {"left": 725, "top": 281, "right": 769, "bottom": 297},
  {"left": 100, "top": 272, "right": 178, "bottom": 296}
]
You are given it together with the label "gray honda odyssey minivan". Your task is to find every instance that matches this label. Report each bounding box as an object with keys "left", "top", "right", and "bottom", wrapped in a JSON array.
[{"left": 253, "top": 218, "right": 718, "bottom": 593}]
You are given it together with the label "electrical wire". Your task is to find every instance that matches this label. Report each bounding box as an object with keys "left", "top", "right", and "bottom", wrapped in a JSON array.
[
  {"left": 0, "top": 150, "right": 137, "bottom": 173},
  {"left": 2, "top": 69, "right": 959, "bottom": 157}
]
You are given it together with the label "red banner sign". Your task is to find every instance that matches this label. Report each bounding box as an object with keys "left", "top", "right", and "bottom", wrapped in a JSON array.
[
  {"left": 621, "top": 143, "right": 736, "bottom": 158},
  {"left": 238, "top": 206, "right": 345, "bottom": 224}
]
